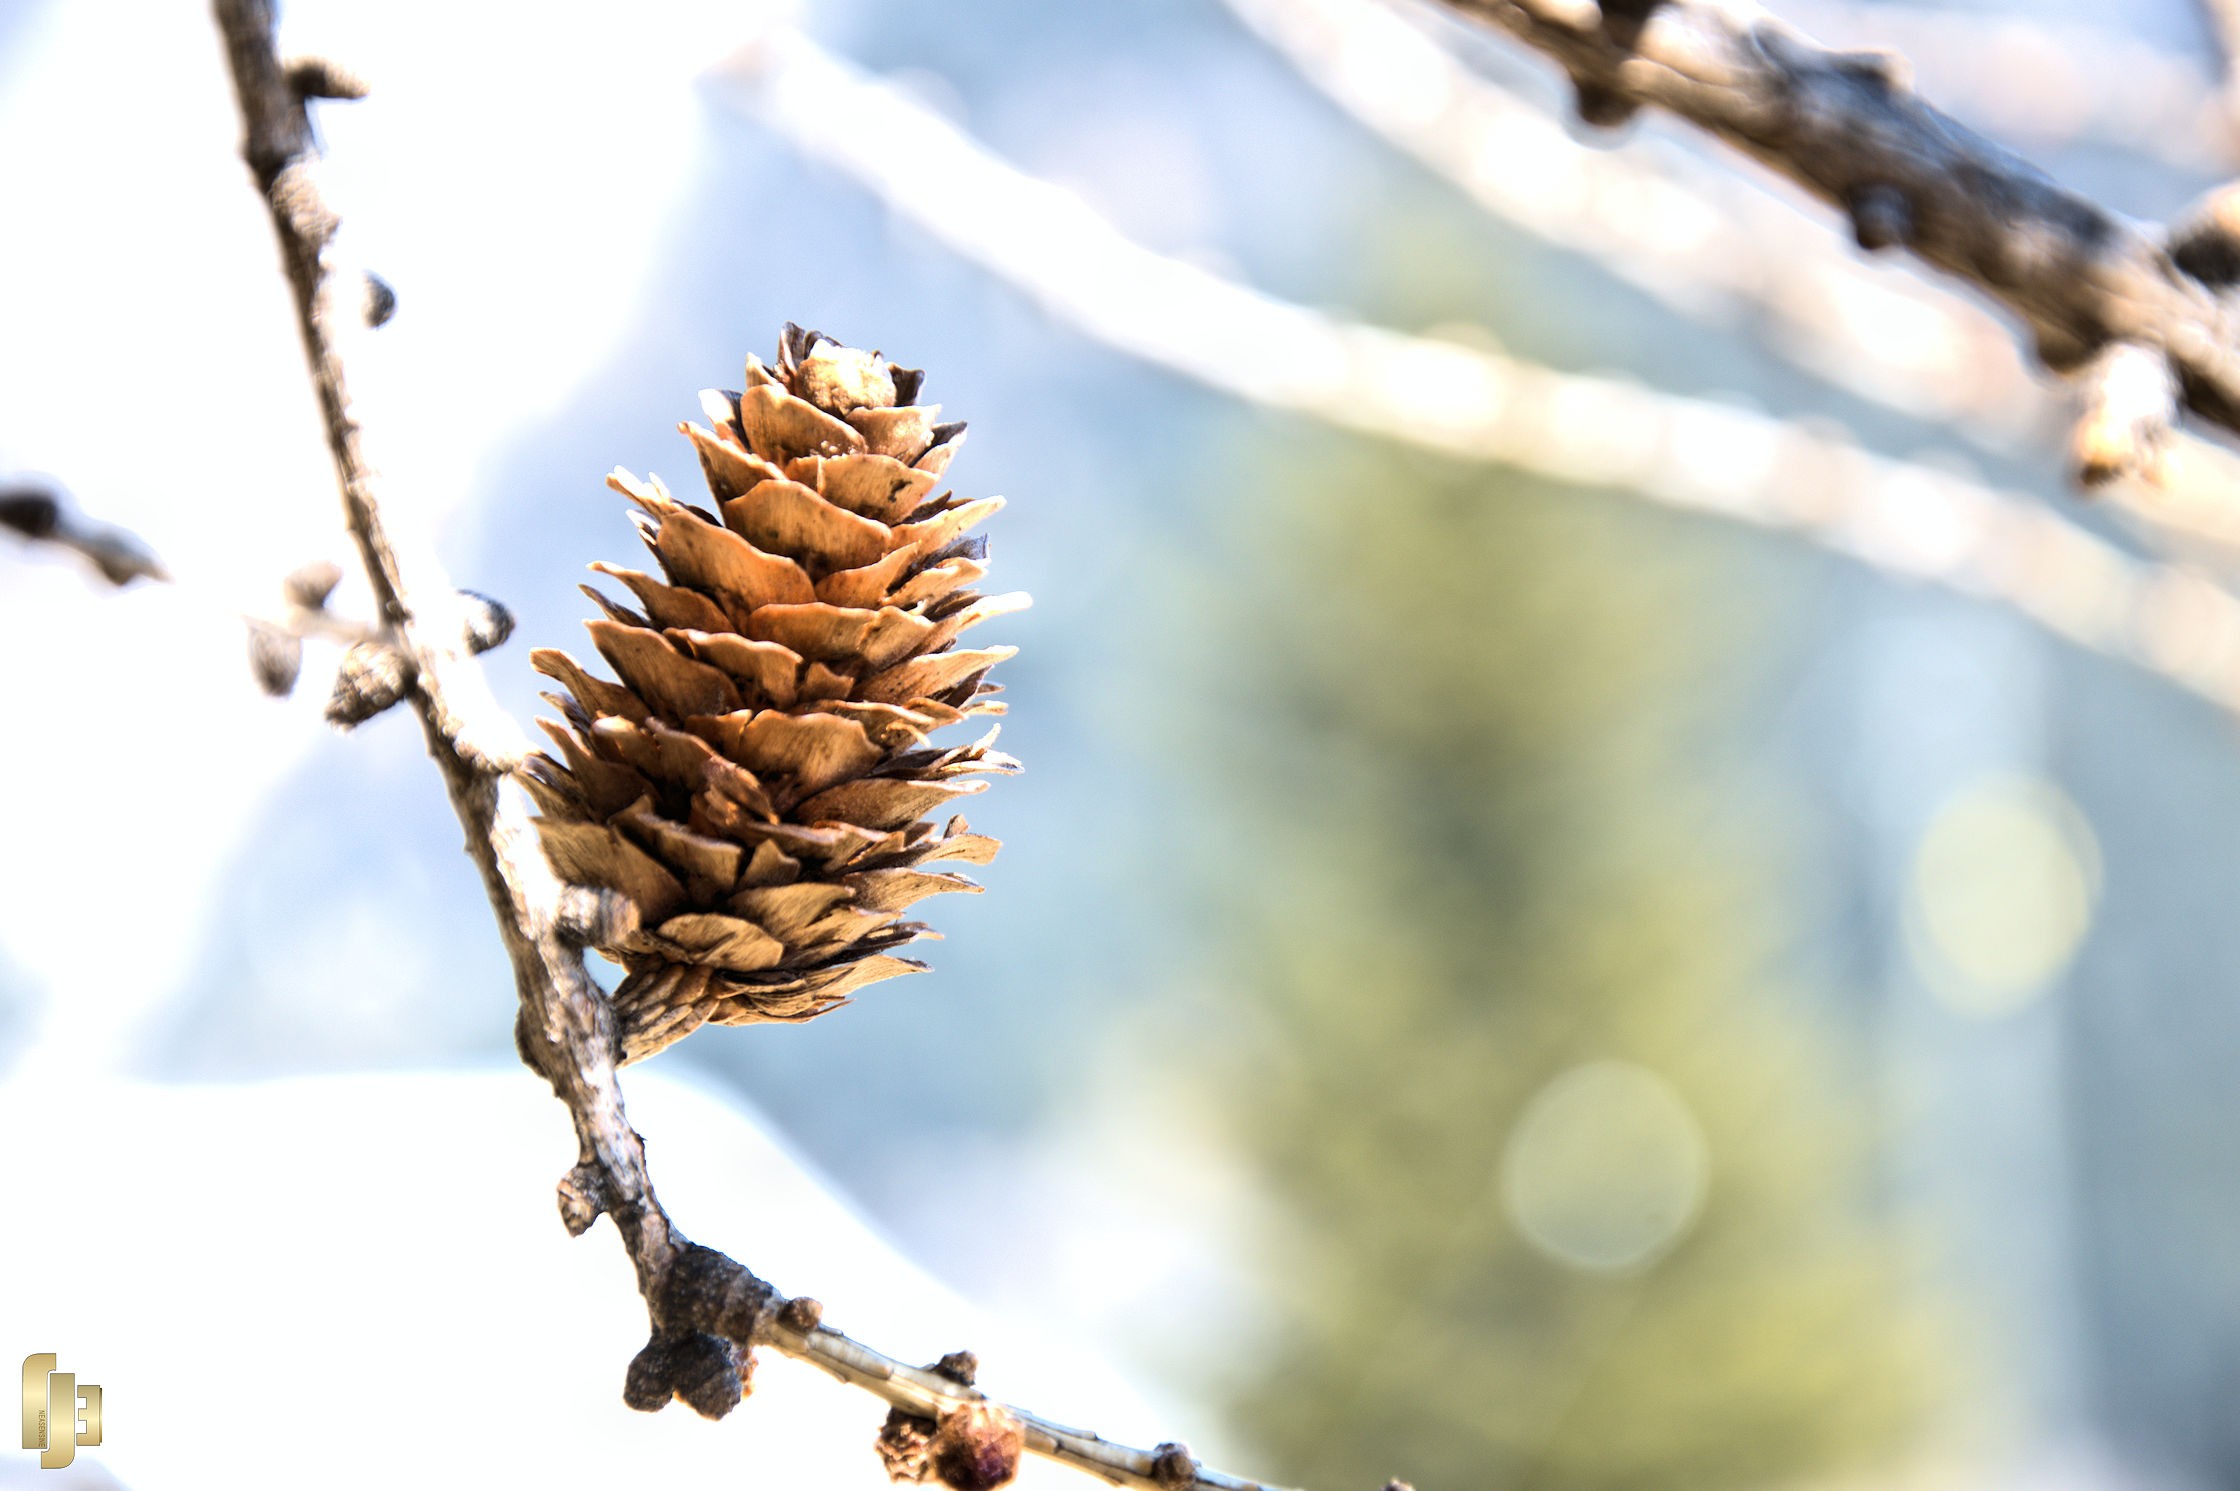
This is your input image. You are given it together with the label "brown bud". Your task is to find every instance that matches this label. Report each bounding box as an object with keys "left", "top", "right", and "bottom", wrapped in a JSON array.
[
  {"left": 555, "top": 1164, "right": 603, "bottom": 1236},
  {"left": 928, "top": 1402, "right": 1025, "bottom": 1491},
  {"left": 877, "top": 1408, "right": 937, "bottom": 1483},
  {"left": 1151, "top": 1442, "right": 1197, "bottom": 1487},
  {"left": 284, "top": 55, "right": 369, "bottom": 100},
  {"left": 621, "top": 1331, "right": 752, "bottom": 1420},
  {"left": 0, "top": 486, "right": 60, "bottom": 539},
  {"left": 326, "top": 639, "right": 412, "bottom": 727},
  {"left": 284, "top": 559, "right": 344, "bottom": 610},
  {"left": 363, "top": 272, "right": 397, "bottom": 328},
  {"left": 247, "top": 621, "right": 303, "bottom": 697},
  {"left": 777, "top": 1295, "right": 825, "bottom": 1334},
  {"left": 458, "top": 589, "right": 514, "bottom": 654}
]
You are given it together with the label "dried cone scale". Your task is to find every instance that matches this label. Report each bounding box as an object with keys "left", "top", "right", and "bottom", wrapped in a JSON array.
[{"left": 524, "top": 326, "right": 1025, "bottom": 1064}]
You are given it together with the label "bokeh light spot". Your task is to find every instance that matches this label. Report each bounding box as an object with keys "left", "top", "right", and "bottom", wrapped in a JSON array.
[
  {"left": 1905, "top": 772, "right": 2100, "bottom": 1017},
  {"left": 1499, "top": 1060, "right": 1711, "bottom": 1274}
]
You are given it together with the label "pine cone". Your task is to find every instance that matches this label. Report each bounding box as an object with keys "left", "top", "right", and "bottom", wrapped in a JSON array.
[{"left": 524, "top": 325, "right": 1025, "bottom": 1064}]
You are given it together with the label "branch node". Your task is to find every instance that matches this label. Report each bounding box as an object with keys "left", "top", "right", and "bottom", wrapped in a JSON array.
[
  {"left": 1150, "top": 1442, "right": 1198, "bottom": 1488},
  {"left": 325, "top": 638, "right": 412, "bottom": 727},
  {"left": 323, "top": 594, "right": 510, "bottom": 729},
  {"left": 656, "top": 1241, "right": 780, "bottom": 1343},
  {"left": 623, "top": 1330, "right": 754, "bottom": 1420},
  {"left": 556, "top": 1162, "right": 606, "bottom": 1236},
  {"left": 931, "top": 1350, "right": 978, "bottom": 1386},
  {"left": 2071, "top": 340, "right": 2178, "bottom": 489},
  {"left": 1569, "top": 76, "right": 1640, "bottom": 130},
  {"left": 929, "top": 1402, "right": 1027, "bottom": 1491},
  {"left": 882, "top": 1400, "right": 1028, "bottom": 1491},
  {"left": 1847, "top": 183, "right": 1912, "bottom": 253},
  {"left": 269, "top": 158, "right": 337, "bottom": 249},
  {"left": 283, "top": 55, "right": 369, "bottom": 101},
  {"left": 776, "top": 1295, "right": 825, "bottom": 1334}
]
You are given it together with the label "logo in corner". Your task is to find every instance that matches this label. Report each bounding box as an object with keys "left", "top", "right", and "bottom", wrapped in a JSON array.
[{"left": 20, "top": 1355, "right": 101, "bottom": 1471}]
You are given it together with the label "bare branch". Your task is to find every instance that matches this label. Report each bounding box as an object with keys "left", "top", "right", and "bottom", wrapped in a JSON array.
[
  {"left": 212, "top": 0, "right": 680, "bottom": 1312},
  {"left": 1221, "top": 0, "right": 2240, "bottom": 574},
  {"left": 0, "top": 481, "right": 168, "bottom": 586},
  {"left": 1219, "top": 0, "right": 2040, "bottom": 435},
  {"left": 1417, "top": 0, "right": 2240, "bottom": 452},
  {"left": 207, "top": 4, "right": 1301, "bottom": 1487},
  {"left": 721, "top": 30, "right": 2240, "bottom": 720}
]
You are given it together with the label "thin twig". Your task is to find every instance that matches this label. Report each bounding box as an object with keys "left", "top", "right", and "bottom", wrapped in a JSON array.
[
  {"left": 0, "top": 481, "right": 168, "bottom": 586},
  {"left": 0, "top": 479, "right": 387, "bottom": 701},
  {"left": 720, "top": 30, "right": 2240, "bottom": 719},
  {"left": 207, "top": 3, "right": 1298, "bottom": 1487},
  {"left": 1417, "top": 0, "right": 2240, "bottom": 453}
]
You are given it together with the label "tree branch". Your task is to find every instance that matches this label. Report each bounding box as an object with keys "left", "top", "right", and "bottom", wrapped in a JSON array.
[
  {"left": 721, "top": 31, "right": 2240, "bottom": 723},
  {"left": 1422, "top": 0, "right": 2240, "bottom": 454},
  {"left": 207, "top": 3, "right": 1300, "bottom": 1487},
  {"left": 1221, "top": 0, "right": 2240, "bottom": 564},
  {"left": 1220, "top": 0, "right": 2042, "bottom": 437},
  {"left": 0, "top": 481, "right": 168, "bottom": 586}
]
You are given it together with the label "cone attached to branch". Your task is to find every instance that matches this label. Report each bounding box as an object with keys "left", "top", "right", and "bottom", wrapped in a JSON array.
[{"left": 525, "top": 326, "right": 1024, "bottom": 1064}]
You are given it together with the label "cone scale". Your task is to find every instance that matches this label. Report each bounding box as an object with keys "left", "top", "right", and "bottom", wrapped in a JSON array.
[{"left": 524, "top": 326, "right": 1024, "bottom": 1064}]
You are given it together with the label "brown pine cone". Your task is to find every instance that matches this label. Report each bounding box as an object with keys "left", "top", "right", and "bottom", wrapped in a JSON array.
[{"left": 523, "top": 325, "right": 1024, "bottom": 1064}]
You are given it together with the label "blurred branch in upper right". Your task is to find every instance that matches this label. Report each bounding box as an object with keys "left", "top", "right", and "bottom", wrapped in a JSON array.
[{"left": 1234, "top": 0, "right": 2240, "bottom": 556}]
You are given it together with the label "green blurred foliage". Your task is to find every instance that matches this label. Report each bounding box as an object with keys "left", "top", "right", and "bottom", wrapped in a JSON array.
[{"left": 1167, "top": 432, "right": 1965, "bottom": 1491}]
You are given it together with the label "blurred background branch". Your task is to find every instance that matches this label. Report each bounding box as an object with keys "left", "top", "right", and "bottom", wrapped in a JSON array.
[
  {"left": 721, "top": 30, "right": 2240, "bottom": 721},
  {"left": 1418, "top": 0, "right": 2240, "bottom": 464},
  {"left": 0, "top": 480, "right": 168, "bottom": 586},
  {"left": 1215, "top": 0, "right": 2240, "bottom": 566},
  {"left": 1778, "top": 1, "right": 2233, "bottom": 167}
]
